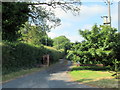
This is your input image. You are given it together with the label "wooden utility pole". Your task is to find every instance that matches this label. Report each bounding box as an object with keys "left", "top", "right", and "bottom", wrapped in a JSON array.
[
  {"left": 57, "top": 39, "right": 59, "bottom": 50},
  {"left": 102, "top": 0, "right": 113, "bottom": 26},
  {"left": 107, "top": 0, "right": 112, "bottom": 27},
  {"left": 118, "top": 2, "right": 120, "bottom": 32},
  {"left": 105, "top": 0, "right": 113, "bottom": 26}
]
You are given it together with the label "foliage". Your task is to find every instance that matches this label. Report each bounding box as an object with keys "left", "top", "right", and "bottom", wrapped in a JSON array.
[
  {"left": 2, "top": 2, "right": 30, "bottom": 41},
  {"left": 2, "top": 1, "right": 81, "bottom": 41},
  {"left": 2, "top": 2, "right": 60, "bottom": 41},
  {"left": 44, "top": 46, "right": 65, "bottom": 63},
  {"left": 53, "top": 35, "right": 70, "bottom": 49},
  {"left": 2, "top": 41, "right": 64, "bottom": 75},
  {"left": 40, "top": 36, "right": 53, "bottom": 46},
  {"left": 53, "top": 36, "right": 71, "bottom": 55},
  {"left": 66, "top": 25, "right": 120, "bottom": 70},
  {"left": 28, "top": 4, "right": 61, "bottom": 30},
  {"left": 19, "top": 22, "right": 44, "bottom": 45},
  {"left": 19, "top": 22, "right": 53, "bottom": 46}
]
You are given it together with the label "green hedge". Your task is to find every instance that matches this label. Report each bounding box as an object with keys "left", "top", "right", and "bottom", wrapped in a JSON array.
[
  {"left": 2, "top": 41, "right": 64, "bottom": 75},
  {"left": 44, "top": 46, "right": 64, "bottom": 64}
]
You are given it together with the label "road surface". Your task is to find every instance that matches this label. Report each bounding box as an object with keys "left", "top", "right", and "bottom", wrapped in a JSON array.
[{"left": 2, "top": 59, "right": 97, "bottom": 88}]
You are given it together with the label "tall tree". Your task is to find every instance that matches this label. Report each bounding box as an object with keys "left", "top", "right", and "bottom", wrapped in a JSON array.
[
  {"left": 2, "top": 0, "right": 81, "bottom": 41},
  {"left": 2, "top": 2, "right": 30, "bottom": 41},
  {"left": 67, "top": 25, "right": 119, "bottom": 67},
  {"left": 41, "top": 36, "right": 53, "bottom": 46},
  {"left": 19, "top": 22, "right": 46, "bottom": 45},
  {"left": 53, "top": 35, "right": 70, "bottom": 50},
  {"left": 19, "top": 22, "right": 53, "bottom": 46}
]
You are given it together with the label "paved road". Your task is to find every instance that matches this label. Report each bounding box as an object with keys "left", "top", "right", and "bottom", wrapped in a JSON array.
[{"left": 2, "top": 60, "right": 97, "bottom": 88}]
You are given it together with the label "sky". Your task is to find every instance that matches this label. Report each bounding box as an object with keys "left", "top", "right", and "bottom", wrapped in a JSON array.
[{"left": 46, "top": 0, "right": 118, "bottom": 43}]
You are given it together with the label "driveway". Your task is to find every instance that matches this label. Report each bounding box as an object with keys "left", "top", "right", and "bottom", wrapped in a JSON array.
[{"left": 2, "top": 59, "right": 97, "bottom": 88}]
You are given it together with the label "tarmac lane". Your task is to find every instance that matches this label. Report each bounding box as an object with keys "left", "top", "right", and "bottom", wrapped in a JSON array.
[{"left": 2, "top": 60, "right": 97, "bottom": 88}]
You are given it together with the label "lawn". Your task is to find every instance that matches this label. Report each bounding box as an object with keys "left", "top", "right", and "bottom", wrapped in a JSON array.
[{"left": 68, "top": 66, "right": 119, "bottom": 88}]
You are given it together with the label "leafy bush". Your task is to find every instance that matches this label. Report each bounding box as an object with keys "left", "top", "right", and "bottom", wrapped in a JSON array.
[
  {"left": 44, "top": 46, "right": 65, "bottom": 64},
  {"left": 2, "top": 41, "right": 64, "bottom": 75},
  {"left": 67, "top": 25, "right": 120, "bottom": 68}
]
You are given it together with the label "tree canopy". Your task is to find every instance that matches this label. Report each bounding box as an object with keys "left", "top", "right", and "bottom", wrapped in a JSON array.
[
  {"left": 19, "top": 22, "right": 53, "bottom": 46},
  {"left": 2, "top": 2, "right": 30, "bottom": 41},
  {"left": 67, "top": 25, "right": 120, "bottom": 69},
  {"left": 2, "top": 0, "right": 81, "bottom": 41},
  {"left": 53, "top": 35, "right": 70, "bottom": 50}
]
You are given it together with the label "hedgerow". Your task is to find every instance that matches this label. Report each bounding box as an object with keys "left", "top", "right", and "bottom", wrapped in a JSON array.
[{"left": 2, "top": 41, "right": 64, "bottom": 75}]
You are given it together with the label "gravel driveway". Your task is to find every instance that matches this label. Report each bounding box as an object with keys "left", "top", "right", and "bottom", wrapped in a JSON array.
[{"left": 2, "top": 59, "right": 97, "bottom": 88}]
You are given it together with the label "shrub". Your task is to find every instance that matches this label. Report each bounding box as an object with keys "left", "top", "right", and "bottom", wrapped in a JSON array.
[
  {"left": 2, "top": 41, "right": 64, "bottom": 75},
  {"left": 45, "top": 46, "right": 64, "bottom": 64}
]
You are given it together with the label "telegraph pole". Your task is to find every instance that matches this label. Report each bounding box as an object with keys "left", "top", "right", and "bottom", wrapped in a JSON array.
[
  {"left": 57, "top": 39, "right": 59, "bottom": 50},
  {"left": 102, "top": 0, "right": 113, "bottom": 26},
  {"left": 107, "top": 0, "right": 112, "bottom": 27}
]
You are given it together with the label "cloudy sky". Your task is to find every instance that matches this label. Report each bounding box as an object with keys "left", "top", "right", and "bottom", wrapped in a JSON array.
[{"left": 47, "top": 0, "right": 118, "bottom": 42}]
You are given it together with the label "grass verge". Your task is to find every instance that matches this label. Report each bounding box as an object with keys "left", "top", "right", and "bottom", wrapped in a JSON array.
[
  {"left": 2, "top": 61, "right": 60, "bottom": 83},
  {"left": 2, "top": 67, "right": 43, "bottom": 83},
  {"left": 68, "top": 66, "right": 119, "bottom": 88}
]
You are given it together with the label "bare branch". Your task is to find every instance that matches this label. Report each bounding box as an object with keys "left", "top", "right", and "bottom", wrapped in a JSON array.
[{"left": 27, "top": 1, "right": 81, "bottom": 6}]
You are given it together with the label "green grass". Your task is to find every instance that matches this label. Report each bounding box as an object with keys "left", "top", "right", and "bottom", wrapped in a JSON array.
[
  {"left": 69, "top": 66, "right": 119, "bottom": 88},
  {"left": 2, "top": 67, "right": 43, "bottom": 83}
]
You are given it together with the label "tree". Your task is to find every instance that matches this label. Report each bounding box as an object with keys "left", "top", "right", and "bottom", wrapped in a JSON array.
[
  {"left": 41, "top": 36, "right": 53, "bottom": 46},
  {"left": 2, "top": 2, "right": 59, "bottom": 41},
  {"left": 2, "top": 0, "right": 81, "bottom": 41},
  {"left": 19, "top": 22, "right": 46, "bottom": 45},
  {"left": 53, "top": 35, "right": 70, "bottom": 50},
  {"left": 19, "top": 22, "right": 53, "bottom": 46},
  {"left": 67, "top": 25, "right": 120, "bottom": 67},
  {"left": 2, "top": 2, "right": 30, "bottom": 41}
]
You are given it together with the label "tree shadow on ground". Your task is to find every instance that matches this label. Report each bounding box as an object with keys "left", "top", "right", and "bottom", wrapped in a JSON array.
[
  {"left": 2, "top": 64, "right": 97, "bottom": 88},
  {"left": 76, "top": 79, "right": 93, "bottom": 82},
  {"left": 76, "top": 78, "right": 119, "bottom": 89},
  {"left": 48, "top": 80, "right": 96, "bottom": 88},
  {"left": 2, "top": 60, "right": 118, "bottom": 89},
  {"left": 45, "top": 60, "right": 72, "bottom": 74}
]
